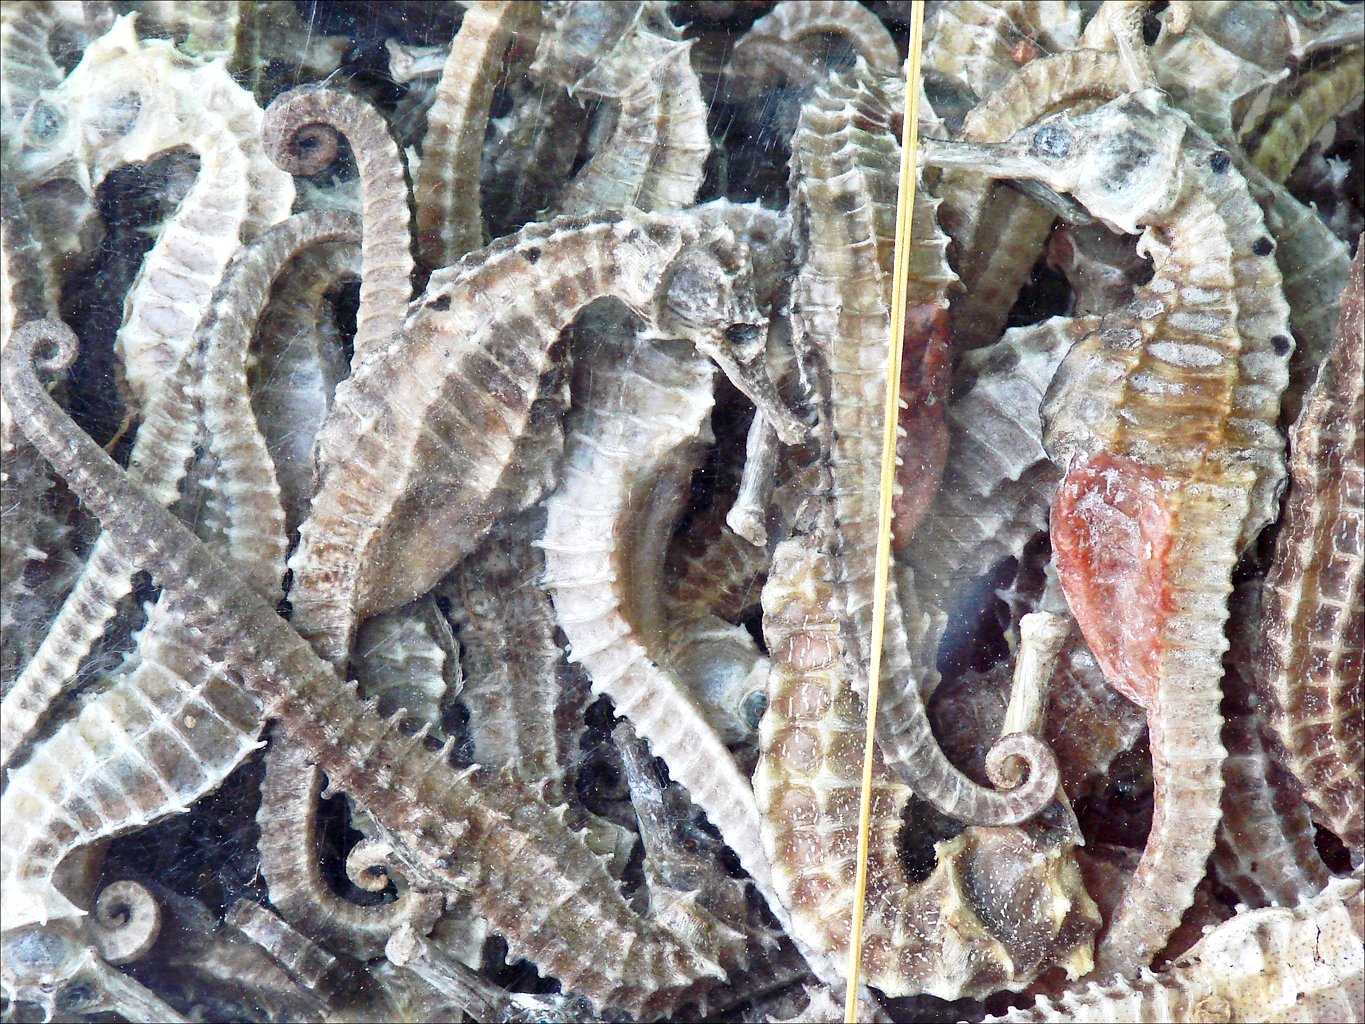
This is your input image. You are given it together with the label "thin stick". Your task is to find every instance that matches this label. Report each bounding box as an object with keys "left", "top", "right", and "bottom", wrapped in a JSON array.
[{"left": 844, "top": 4, "right": 927, "bottom": 1020}]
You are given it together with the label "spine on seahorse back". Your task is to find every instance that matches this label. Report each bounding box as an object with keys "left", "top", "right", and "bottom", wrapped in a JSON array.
[
  {"left": 288, "top": 213, "right": 687, "bottom": 669},
  {"left": 0, "top": 18, "right": 293, "bottom": 770},
  {"left": 1044, "top": 114, "right": 1292, "bottom": 975},
  {"left": 0, "top": 321, "right": 737, "bottom": 1018},
  {"left": 789, "top": 62, "right": 1056, "bottom": 825}
]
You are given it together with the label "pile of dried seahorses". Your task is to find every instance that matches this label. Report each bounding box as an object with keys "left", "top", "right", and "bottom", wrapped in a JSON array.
[{"left": 1, "top": 2, "right": 1361, "bottom": 1022}]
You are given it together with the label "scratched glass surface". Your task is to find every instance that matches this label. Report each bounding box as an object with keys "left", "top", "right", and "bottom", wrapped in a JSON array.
[{"left": 0, "top": 2, "right": 1361, "bottom": 1023}]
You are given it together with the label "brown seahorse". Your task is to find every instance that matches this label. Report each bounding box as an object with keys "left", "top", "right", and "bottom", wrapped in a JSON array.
[
  {"left": 923, "top": 87, "right": 1292, "bottom": 974},
  {"left": 1254, "top": 238, "right": 1363, "bottom": 853},
  {"left": 789, "top": 59, "right": 1057, "bottom": 825}
]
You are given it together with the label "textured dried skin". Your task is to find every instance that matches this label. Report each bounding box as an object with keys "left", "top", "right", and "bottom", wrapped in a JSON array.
[
  {"left": 540, "top": 310, "right": 783, "bottom": 982},
  {"left": 723, "top": 0, "right": 900, "bottom": 96},
  {"left": 930, "top": 92, "right": 1292, "bottom": 976},
  {"left": 1085, "top": 0, "right": 1363, "bottom": 388},
  {"left": 264, "top": 87, "right": 413, "bottom": 370},
  {"left": 925, "top": 0, "right": 1082, "bottom": 102},
  {"left": 353, "top": 596, "right": 459, "bottom": 739},
  {"left": 225, "top": 899, "right": 347, "bottom": 996},
  {"left": 664, "top": 461, "right": 822, "bottom": 630},
  {"left": 0, "top": 591, "right": 269, "bottom": 931},
  {"left": 444, "top": 520, "right": 570, "bottom": 804},
  {"left": 531, "top": 1, "right": 708, "bottom": 217},
  {"left": 790, "top": 61, "right": 1056, "bottom": 825},
  {"left": 1244, "top": 48, "right": 1365, "bottom": 185},
  {"left": 132, "top": 0, "right": 241, "bottom": 62},
  {"left": 414, "top": 1, "right": 533, "bottom": 269},
  {"left": 480, "top": 87, "right": 589, "bottom": 239},
  {"left": 1044, "top": 629, "right": 1146, "bottom": 801},
  {"left": 614, "top": 723, "right": 752, "bottom": 937},
  {"left": 256, "top": 741, "right": 442, "bottom": 963},
  {"left": 2, "top": 321, "right": 751, "bottom": 1018},
  {"left": 1115, "top": 1, "right": 1364, "bottom": 141},
  {"left": 1213, "top": 668, "right": 1333, "bottom": 908},
  {"left": 907, "top": 316, "right": 1083, "bottom": 612},
  {"left": 1254, "top": 168, "right": 1353, "bottom": 425},
  {"left": 1255, "top": 240, "right": 1364, "bottom": 852},
  {"left": 891, "top": 304, "right": 952, "bottom": 550},
  {"left": 755, "top": 532, "right": 1098, "bottom": 999},
  {"left": 1, "top": 918, "right": 188, "bottom": 1024},
  {"left": 385, "top": 923, "right": 595, "bottom": 1024},
  {"left": 1046, "top": 223, "right": 1152, "bottom": 318},
  {"left": 934, "top": 49, "right": 1129, "bottom": 348},
  {"left": 246, "top": 238, "right": 359, "bottom": 535},
  {"left": 0, "top": 15, "right": 293, "bottom": 770},
  {"left": 988, "top": 872, "right": 1365, "bottom": 1024},
  {"left": 0, "top": 1, "right": 102, "bottom": 263}
]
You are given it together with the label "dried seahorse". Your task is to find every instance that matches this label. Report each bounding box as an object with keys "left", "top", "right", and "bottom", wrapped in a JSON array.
[
  {"left": 986, "top": 872, "right": 1365, "bottom": 1023},
  {"left": 789, "top": 61, "right": 1056, "bottom": 823},
  {"left": 925, "top": 88, "right": 1293, "bottom": 973},
  {"left": 1254, "top": 239, "right": 1363, "bottom": 853},
  {"left": 1243, "top": 48, "right": 1365, "bottom": 185},
  {"left": 935, "top": 49, "right": 1130, "bottom": 349},
  {"left": 0, "top": 213, "right": 354, "bottom": 931},
  {"left": 264, "top": 86, "right": 413, "bottom": 370},
  {"left": 289, "top": 209, "right": 787, "bottom": 669},
  {"left": 528, "top": 1, "right": 708, "bottom": 217},
  {"left": 246, "top": 238, "right": 359, "bottom": 535},
  {"left": 1109, "top": 0, "right": 1365, "bottom": 141},
  {"left": 3, "top": 320, "right": 751, "bottom": 1018},
  {"left": 756, "top": 530, "right": 1098, "bottom": 998},
  {"left": 723, "top": 0, "right": 899, "bottom": 96},
  {"left": 539, "top": 294, "right": 785, "bottom": 929},
  {"left": 925, "top": 0, "right": 1081, "bottom": 103},
  {"left": 907, "top": 316, "right": 1082, "bottom": 612},
  {"left": 414, "top": 0, "right": 535, "bottom": 268},
  {"left": 0, "top": 16, "right": 293, "bottom": 769}
]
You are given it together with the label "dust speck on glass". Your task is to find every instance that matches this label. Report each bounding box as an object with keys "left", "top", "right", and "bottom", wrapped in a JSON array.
[{"left": 1, "top": 2, "right": 1361, "bottom": 1022}]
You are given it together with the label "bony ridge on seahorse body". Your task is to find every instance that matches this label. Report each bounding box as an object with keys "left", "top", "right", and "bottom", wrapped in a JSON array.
[{"left": 922, "top": 86, "right": 1293, "bottom": 976}]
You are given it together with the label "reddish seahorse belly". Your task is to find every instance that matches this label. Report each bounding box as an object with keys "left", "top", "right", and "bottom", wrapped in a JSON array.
[{"left": 1050, "top": 450, "right": 1176, "bottom": 712}]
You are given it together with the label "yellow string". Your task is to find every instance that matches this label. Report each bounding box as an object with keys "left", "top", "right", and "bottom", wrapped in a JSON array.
[{"left": 844, "top": 4, "right": 927, "bottom": 1020}]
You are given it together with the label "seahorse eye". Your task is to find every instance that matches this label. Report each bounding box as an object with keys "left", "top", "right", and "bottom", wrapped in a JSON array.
[
  {"left": 1031, "top": 122, "right": 1072, "bottom": 160},
  {"left": 24, "top": 99, "right": 64, "bottom": 145}
]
